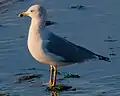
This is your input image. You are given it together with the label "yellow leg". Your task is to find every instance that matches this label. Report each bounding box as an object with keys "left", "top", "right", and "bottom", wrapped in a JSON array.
[
  {"left": 52, "top": 66, "right": 57, "bottom": 87},
  {"left": 49, "top": 65, "right": 54, "bottom": 87},
  {"left": 51, "top": 91, "right": 57, "bottom": 96}
]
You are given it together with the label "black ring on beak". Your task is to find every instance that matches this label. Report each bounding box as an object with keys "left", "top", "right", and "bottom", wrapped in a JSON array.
[{"left": 19, "top": 13, "right": 24, "bottom": 17}]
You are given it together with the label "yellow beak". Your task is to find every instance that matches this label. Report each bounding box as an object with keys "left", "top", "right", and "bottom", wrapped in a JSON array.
[{"left": 18, "top": 12, "right": 28, "bottom": 17}]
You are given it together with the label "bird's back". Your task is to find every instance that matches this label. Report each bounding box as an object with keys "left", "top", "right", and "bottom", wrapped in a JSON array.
[{"left": 42, "top": 29, "right": 97, "bottom": 64}]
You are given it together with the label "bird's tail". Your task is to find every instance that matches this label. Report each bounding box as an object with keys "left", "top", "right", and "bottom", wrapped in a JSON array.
[{"left": 95, "top": 54, "right": 111, "bottom": 62}]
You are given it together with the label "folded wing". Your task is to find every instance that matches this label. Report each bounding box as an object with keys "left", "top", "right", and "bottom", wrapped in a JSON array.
[{"left": 44, "top": 32, "right": 96, "bottom": 63}]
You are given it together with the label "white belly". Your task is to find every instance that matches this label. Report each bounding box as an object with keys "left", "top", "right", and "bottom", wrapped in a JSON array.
[
  {"left": 27, "top": 37, "right": 66, "bottom": 67},
  {"left": 27, "top": 31, "right": 50, "bottom": 64}
]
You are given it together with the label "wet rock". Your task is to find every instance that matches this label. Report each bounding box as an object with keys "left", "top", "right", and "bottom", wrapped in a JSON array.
[
  {"left": 69, "top": 5, "right": 86, "bottom": 10},
  {"left": 16, "top": 73, "right": 42, "bottom": 83}
]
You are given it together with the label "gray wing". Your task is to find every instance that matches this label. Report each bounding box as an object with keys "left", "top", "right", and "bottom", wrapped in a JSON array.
[{"left": 44, "top": 32, "right": 96, "bottom": 63}]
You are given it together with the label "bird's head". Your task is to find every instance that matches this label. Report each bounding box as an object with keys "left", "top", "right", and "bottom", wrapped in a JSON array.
[
  {"left": 19, "top": 4, "right": 47, "bottom": 19},
  {"left": 19, "top": 4, "right": 47, "bottom": 27}
]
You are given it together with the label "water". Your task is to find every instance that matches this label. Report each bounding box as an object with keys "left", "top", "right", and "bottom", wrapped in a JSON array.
[{"left": 0, "top": 0, "right": 120, "bottom": 96}]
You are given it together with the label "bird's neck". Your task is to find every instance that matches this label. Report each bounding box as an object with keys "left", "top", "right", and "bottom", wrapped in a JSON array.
[
  {"left": 28, "top": 17, "right": 45, "bottom": 38},
  {"left": 31, "top": 17, "right": 46, "bottom": 29},
  {"left": 28, "top": 18, "right": 43, "bottom": 42}
]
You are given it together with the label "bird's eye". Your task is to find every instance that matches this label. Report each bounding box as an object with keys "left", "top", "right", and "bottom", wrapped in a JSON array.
[{"left": 30, "top": 10, "right": 34, "bottom": 12}]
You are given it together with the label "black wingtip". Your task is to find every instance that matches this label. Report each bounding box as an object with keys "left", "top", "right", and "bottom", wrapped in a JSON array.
[{"left": 95, "top": 54, "right": 111, "bottom": 62}]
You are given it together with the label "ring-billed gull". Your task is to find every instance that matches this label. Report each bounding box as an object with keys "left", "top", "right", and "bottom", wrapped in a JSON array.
[{"left": 19, "top": 4, "right": 110, "bottom": 87}]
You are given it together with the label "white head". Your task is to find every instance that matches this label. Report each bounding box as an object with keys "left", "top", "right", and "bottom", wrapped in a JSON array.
[{"left": 19, "top": 4, "right": 47, "bottom": 27}]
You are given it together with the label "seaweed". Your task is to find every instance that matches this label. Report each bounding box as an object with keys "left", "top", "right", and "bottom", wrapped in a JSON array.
[
  {"left": 69, "top": 5, "right": 86, "bottom": 10},
  {"left": 16, "top": 73, "right": 42, "bottom": 83},
  {"left": 63, "top": 73, "right": 80, "bottom": 78},
  {"left": 57, "top": 71, "right": 81, "bottom": 78},
  {"left": 109, "top": 53, "right": 116, "bottom": 56},
  {"left": 0, "top": 92, "right": 10, "bottom": 96},
  {"left": 0, "top": 25, "right": 3, "bottom": 27},
  {"left": 46, "top": 84, "right": 72, "bottom": 92},
  {"left": 46, "top": 21, "right": 57, "bottom": 26},
  {"left": 104, "top": 39, "right": 118, "bottom": 42}
]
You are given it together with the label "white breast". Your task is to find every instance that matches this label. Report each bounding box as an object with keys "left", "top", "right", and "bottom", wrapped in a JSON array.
[
  {"left": 27, "top": 23, "right": 51, "bottom": 65},
  {"left": 28, "top": 30, "right": 43, "bottom": 61}
]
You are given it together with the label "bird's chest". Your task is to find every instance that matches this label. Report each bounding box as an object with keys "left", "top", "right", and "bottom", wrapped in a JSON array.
[
  {"left": 27, "top": 32, "right": 47, "bottom": 63},
  {"left": 27, "top": 27, "right": 57, "bottom": 65}
]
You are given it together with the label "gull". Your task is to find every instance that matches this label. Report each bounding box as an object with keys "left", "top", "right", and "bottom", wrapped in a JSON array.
[{"left": 19, "top": 4, "right": 110, "bottom": 87}]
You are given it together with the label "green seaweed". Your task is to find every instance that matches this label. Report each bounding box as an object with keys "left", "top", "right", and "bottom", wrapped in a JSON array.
[
  {"left": 57, "top": 71, "right": 62, "bottom": 75},
  {"left": 57, "top": 71, "right": 81, "bottom": 79},
  {"left": 46, "top": 84, "right": 72, "bottom": 92},
  {"left": 63, "top": 73, "right": 80, "bottom": 78}
]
